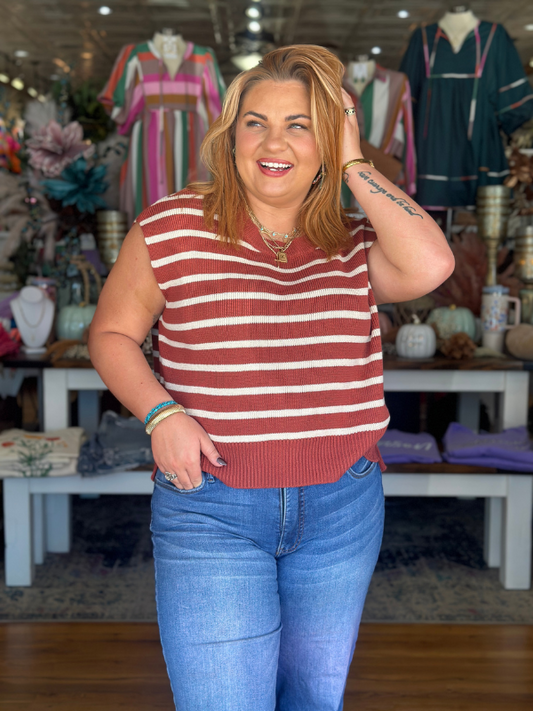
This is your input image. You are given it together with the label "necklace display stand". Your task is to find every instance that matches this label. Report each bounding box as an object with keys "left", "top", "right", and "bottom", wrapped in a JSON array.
[{"left": 11, "top": 286, "right": 55, "bottom": 354}]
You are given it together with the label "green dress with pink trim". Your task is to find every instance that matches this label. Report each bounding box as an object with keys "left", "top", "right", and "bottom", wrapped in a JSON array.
[{"left": 399, "top": 21, "right": 533, "bottom": 208}]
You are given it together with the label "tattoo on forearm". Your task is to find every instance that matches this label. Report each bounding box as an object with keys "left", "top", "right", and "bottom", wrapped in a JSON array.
[
  {"left": 357, "top": 170, "right": 424, "bottom": 219},
  {"left": 343, "top": 171, "right": 349, "bottom": 184}
]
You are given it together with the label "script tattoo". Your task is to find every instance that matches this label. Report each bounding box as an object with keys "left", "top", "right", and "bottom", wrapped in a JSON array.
[{"left": 357, "top": 170, "right": 424, "bottom": 219}]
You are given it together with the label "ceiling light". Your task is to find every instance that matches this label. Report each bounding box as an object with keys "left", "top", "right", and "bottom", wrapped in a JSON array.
[
  {"left": 38, "top": 94, "right": 46, "bottom": 102},
  {"left": 250, "top": 0, "right": 261, "bottom": 3},
  {"left": 245, "top": 7, "right": 261, "bottom": 19},
  {"left": 81, "top": 52, "right": 93, "bottom": 59},
  {"left": 27, "top": 87, "right": 38, "bottom": 98},
  {"left": 530, "top": 58, "right": 533, "bottom": 67},
  {"left": 231, "top": 52, "right": 263, "bottom": 71},
  {"left": 248, "top": 20, "right": 262, "bottom": 33},
  {"left": 525, "top": 24, "right": 533, "bottom": 31},
  {"left": 14, "top": 50, "right": 29, "bottom": 58},
  {"left": 397, "top": 10, "right": 410, "bottom": 19},
  {"left": 98, "top": 6, "right": 112, "bottom": 15},
  {"left": 0, "top": 73, "right": 9, "bottom": 83},
  {"left": 11, "top": 77, "right": 24, "bottom": 90},
  {"left": 371, "top": 46, "right": 382, "bottom": 55}
]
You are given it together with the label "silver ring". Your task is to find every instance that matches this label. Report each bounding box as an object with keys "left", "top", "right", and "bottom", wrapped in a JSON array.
[
  {"left": 164, "top": 471, "right": 178, "bottom": 482},
  {"left": 344, "top": 107, "right": 356, "bottom": 115}
]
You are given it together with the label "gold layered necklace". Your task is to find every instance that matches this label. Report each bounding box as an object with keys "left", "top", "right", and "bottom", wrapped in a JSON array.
[{"left": 246, "top": 205, "right": 302, "bottom": 265}]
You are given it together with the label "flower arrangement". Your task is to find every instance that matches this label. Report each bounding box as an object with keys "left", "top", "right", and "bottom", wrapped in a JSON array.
[
  {"left": 26, "top": 120, "right": 94, "bottom": 178},
  {"left": 41, "top": 157, "right": 108, "bottom": 214}
]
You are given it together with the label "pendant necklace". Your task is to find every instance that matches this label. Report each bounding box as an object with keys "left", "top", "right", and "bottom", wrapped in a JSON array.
[{"left": 246, "top": 205, "right": 301, "bottom": 265}]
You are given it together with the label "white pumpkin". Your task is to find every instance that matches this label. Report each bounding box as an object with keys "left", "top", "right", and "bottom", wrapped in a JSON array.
[{"left": 396, "top": 315, "right": 436, "bottom": 359}]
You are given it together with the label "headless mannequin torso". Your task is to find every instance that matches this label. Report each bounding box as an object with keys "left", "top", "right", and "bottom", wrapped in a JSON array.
[
  {"left": 347, "top": 57, "right": 377, "bottom": 97},
  {"left": 152, "top": 29, "right": 187, "bottom": 79},
  {"left": 439, "top": 9, "right": 480, "bottom": 53}
]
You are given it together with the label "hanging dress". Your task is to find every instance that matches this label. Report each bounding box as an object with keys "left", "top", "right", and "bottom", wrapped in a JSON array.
[
  {"left": 400, "top": 21, "right": 533, "bottom": 208},
  {"left": 343, "top": 65, "right": 416, "bottom": 195},
  {"left": 99, "top": 40, "right": 225, "bottom": 223}
]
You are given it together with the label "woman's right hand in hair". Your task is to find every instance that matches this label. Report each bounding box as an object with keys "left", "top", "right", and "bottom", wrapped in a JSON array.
[{"left": 151, "top": 412, "right": 226, "bottom": 490}]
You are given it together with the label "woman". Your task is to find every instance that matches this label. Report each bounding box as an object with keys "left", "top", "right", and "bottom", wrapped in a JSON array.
[{"left": 89, "top": 45, "right": 454, "bottom": 710}]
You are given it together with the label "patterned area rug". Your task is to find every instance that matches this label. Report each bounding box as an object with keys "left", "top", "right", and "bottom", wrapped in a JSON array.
[{"left": 1, "top": 493, "right": 532, "bottom": 622}]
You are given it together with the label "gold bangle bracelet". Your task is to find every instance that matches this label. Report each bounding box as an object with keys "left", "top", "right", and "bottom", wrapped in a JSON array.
[
  {"left": 342, "top": 158, "right": 375, "bottom": 173},
  {"left": 145, "top": 404, "right": 187, "bottom": 435}
]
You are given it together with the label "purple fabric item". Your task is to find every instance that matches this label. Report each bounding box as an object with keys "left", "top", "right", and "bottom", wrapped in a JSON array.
[
  {"left": 377, "top": 429, "right": 442, "bottom": 464},
  {"left": 443, "top": 455, "right": 533, "bottom": 472},
  {"left": 0, "top": 292, "right": 19, "bottom": 320},
  {"left": 442, "top": 422, "right": 533, "bottom": 471},
  {"left": 82, "top": 249, "right": 109, "bottom": 276}
]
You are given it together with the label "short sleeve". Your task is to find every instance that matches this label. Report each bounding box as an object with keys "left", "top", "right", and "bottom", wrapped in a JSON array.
[{"left": 491, "top": 26, "right": 533, "bottom": 135}]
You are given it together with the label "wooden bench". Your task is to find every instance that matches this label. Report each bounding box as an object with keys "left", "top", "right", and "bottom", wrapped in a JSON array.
[{"left": 3, "top": 462, "right": 532, "bottom": 590}]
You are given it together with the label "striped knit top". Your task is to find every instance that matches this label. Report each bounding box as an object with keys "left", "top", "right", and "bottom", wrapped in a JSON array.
[{"left": 136, "top": 189, "right": 390, "bottom": 489}]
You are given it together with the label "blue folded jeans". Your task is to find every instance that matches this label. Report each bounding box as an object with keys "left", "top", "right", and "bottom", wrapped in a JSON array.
[{"left": 150, "top": 455, "right": 384, "bottom": 711}]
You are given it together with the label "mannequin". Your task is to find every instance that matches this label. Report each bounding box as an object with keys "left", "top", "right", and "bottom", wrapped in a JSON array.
[
  {"left": 347, "top": 55, "right": 376, "bottom": 97},
  {"left": 11, "top": 286, "right": 54, "bottom": 354},
  {"left": 152, "top": 29, "right": 187, "bottom": 80},
  {"left": 439, "top": 6, "right": 479, "bottom": 53}
]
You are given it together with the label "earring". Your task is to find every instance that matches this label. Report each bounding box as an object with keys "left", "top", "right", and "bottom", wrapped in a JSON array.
[
  {"left": 232, "top": 147, "right": 236, "bottom": 156},
  {"left": 312, "top": 169, "right": 325, "bottom": 186}
]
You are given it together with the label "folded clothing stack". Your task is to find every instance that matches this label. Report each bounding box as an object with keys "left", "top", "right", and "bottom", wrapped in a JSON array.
[
  {"left": 377, "top": 429, "right": 442, "bottom": 464},
  {"left": 443, "top": 422, "right": 533, "bottom": 471},
  {"left": 78, "top": 410, "right": 153, "bottom": 476},
  {"left": 0, "top": 427, "right": 85, "bottom": 477}
]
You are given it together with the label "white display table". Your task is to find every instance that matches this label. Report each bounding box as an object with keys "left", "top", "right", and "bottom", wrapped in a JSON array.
[{"left": 2, "top": 357, "right": 532, "bottom": 590}]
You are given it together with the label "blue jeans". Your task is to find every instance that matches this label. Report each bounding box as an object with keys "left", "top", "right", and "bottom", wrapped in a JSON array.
[{"left": 150, "top": 456, "right": 384, "bottom": 711}]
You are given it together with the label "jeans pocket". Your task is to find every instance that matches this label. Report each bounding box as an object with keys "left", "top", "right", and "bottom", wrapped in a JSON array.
[
  {"left": 155, "top": 468, "right": 208, "bottom": 494},
  {"left": 346, "top": 455, "right": 377, "bottom": 480}
]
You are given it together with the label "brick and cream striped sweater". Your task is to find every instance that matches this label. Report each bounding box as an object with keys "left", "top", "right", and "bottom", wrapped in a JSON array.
[{"left": 137, "top": 189, "right": 390, "bottom": 488}]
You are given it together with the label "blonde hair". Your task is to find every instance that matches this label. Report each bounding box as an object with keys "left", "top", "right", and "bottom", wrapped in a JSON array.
[{"left": 189, "top": 44, "right": 353, "bottom": 258}]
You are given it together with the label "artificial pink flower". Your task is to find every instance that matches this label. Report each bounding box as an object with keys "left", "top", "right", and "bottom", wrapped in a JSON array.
[{"left": 26, "top": 120, "right": 95, "bottom": 178}]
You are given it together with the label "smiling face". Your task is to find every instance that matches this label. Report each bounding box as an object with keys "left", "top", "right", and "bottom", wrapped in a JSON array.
[{"left": 234, "top": 79, "right": 321, "bottom": 210}]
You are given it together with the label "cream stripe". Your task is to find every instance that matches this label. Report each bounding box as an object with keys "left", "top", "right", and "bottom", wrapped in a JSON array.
[
  {"left": 369, "top": 72, "right": 389, "bottom": 147},
  {"left": 130, "top": 121, "right": 141, "bottom": 200},
  {"left": 209, "top": 417, "right": 390, "bottom": 443},
  {"left": 157, "top": 329, "right": 381, "bottom": 350},
  {"left": 159, "top": 260, "right": 368, "bottom": 290},
  {"left": 187, "top": 398, "right": 385, "bottom": 420},
  {"left": 140, "top": 208, "right": 211, "bottom": 225},
  {"left": 151, "top": 242, "right": 367, "bottom": 271},
  {"left": 160, "top": 311, "right": 372, "bottom": 332},
  {"left": 166, "top": 287, "right": 369, "bottom": 309},
  {"left": 487, "top": 169, "right": 510, "bottom": 178},
  {"left": 499, "top": 77, "right": 527, "bottom": 93},
  {"left": 158, "top": 351, "right": 383, "bottom": 372},
  {"left": 174, "top": 111, "right": 182, "bottom": 191},
  {"left": 153, "top": 193, "right": 204, "bottom": 203},
  {"left": 164, "top": 376, "right": 383, "bottom": 396},
  {"left": 145, "top": 228, "right": 260, "bottom": 252},
  {"left": 154, "top": 193, "right": 204, "bottom": 205}
]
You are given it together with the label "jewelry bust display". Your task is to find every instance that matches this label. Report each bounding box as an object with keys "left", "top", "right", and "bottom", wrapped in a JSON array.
[{"left": 11, "top": 286, "right": 55, "bottom": 354}]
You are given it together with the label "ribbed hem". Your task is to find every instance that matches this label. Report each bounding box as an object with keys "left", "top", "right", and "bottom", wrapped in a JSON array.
[{"left": 200, "top": 432, "right": 387, "bottom": 489}]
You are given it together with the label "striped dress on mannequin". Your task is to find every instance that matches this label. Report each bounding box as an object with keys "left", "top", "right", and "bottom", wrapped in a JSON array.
[{"left": 99, "top": 38, "right": 225, "bottom": 224}]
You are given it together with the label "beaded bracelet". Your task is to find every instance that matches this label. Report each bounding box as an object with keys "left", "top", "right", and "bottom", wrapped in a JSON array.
[
  {"left": 144, "top": 400, "right": 176, "bottom": 425},
  {"left": 145, "top": 404, "right": 187, "bottom": 435}
]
